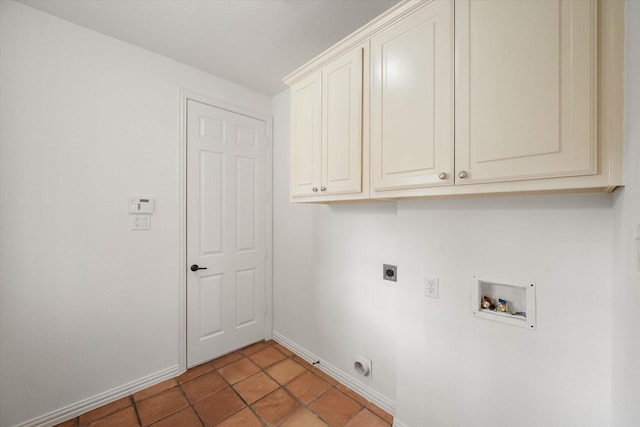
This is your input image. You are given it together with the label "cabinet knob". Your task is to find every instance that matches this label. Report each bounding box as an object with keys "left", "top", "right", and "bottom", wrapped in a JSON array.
[
  {"left": 438, "top": 172, "right": 448, "bottom": 180},
  {"left": 320, "top": 186, "right": 326, "bottom": 192},
  {"left": 458, "top": 171, "right": 468, "bottom": 179},
  {"left": 312, "top": 187, "right": 318, "bottom": 192}
]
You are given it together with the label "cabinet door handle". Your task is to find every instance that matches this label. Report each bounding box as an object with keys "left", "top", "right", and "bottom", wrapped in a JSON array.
[
  {"left": 312, "top": 187, "right": 318, "bottom": 192},
  {"left": 320, "top": 186, "right": 326, "bottom": 192},
  {"left": 458, "top": 171, "right": 468, "bottom": 179},
  {"left": 438, "top": 172, "right": 448, "bottom": 180}
]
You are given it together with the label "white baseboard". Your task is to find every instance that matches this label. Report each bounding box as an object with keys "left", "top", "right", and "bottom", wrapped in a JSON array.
[
  {"left": 17, "top": 334, "right": 400, "bottom": 427},
  {"left": 14, "top": 365, "right": 180, "bottom": 427},
  {"left": 271, "top": 331, "right": 396, "bottom": 416}
]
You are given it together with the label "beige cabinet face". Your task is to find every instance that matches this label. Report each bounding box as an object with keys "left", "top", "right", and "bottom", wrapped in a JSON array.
[
  {"left": 285, "top": 0, "right": 620, "bottom": 202},
  {"left": 370, "top": 0, "right": 454, "bottom": 195},
  {"left": 289, "top": 45, "right": 365, "bottom": 200},
  {"left": 289, "top": 71, "right": 321, "bottom": 197},
  {"left": 455, "top": 0, "right": 597, "bottom": 185},
  {"left": 322, "top": 46, "right": 364, "bottom": 196}
]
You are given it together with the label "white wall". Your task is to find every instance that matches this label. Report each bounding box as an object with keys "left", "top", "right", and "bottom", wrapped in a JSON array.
[
  {"left": 3, "top": 1, "right": 638, "bottom": 426},
  {"left": 272, "top": 17, "right": 640, "bottom": 427},
  {"left": 273, "top": 104, "right": 612, "bottom": 427},
  {"left": 612, "top": 2, "right": 640, "bottom": 426},
  {"left": 395, "top": 194, "right": 613, "bottom": 426},
  {"left": 272, "top": 91, "right": 399, "bottom": 404},
  {"left": 0, "top": 2, "right": 271, "bottom": 426}
]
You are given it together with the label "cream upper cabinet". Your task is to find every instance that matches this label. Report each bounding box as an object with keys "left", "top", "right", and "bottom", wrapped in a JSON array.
[
  {"left": 288, "top": 44, "right": 367, "bottom": 201},
  {"left": 284, "top": 0, "right": 622, "bottom": 202},
  {"left": 289, "top": 71, "right": 321, "bottom": 198},
  {"left": 370, "top": 0, "right": 454, "bottom": 196},
  {"left": 322, "top": 46, "right": 366, "bottom": 197},
  {"left": 454, "top": 0, "right": 597, "bottom": 185}
]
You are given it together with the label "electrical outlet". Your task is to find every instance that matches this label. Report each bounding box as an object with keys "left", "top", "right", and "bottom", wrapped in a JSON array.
[
  {"left": 425, "top": 276, "right": 439, "bottom": 299},
  {"left": 130, "top": 214, "right": 150, "bottom": 230},
  {"left": 383, "top": 264, "right": 397, "bottom": 282}
]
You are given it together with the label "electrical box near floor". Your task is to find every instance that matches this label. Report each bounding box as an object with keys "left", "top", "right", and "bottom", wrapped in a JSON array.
[{"left": 471, "top": 276, "right": 536, "bottom": 330}]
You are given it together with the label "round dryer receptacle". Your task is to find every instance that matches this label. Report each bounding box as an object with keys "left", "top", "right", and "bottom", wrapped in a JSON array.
[{"left": 354, "top": 357, "right": 371, "bottom": 377}]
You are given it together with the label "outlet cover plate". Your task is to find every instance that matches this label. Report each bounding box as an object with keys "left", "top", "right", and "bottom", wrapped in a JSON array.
[
  {"left": 130, "top": 214, "right": 150, "bottom": 230},
  {"left": 425, "top": 276, "right": 439, "bottom": 299}
]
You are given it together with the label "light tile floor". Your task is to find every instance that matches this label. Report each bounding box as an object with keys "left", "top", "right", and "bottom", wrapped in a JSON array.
[{"left": 54, "top": 340, "right": 393, "bottom": 427}]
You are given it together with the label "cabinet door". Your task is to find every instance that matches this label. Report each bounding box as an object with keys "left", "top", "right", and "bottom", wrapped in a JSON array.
[
  {"left": 455, "top": 0, "right": 597, "bottom": 185},
  {"left": 322, "top": 46, "right": 364, "bottom": 196},
  {"left": 370, "top": 0, "right": 454, "bottom": 194},
  {"left": 289, "top": 71, "right": 322, "bottom": 197}
]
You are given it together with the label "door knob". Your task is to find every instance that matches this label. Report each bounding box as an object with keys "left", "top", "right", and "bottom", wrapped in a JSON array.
[{"left": 190, "top": 264, "right": 208, "bottom": 272}]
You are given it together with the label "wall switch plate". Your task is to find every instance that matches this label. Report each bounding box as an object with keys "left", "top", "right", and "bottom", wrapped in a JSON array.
[
  {"left": 130, "top": 214, "right": 150, "bottom": 230},
  {"left": 425, "top": 276, "right": 439, "bottom": 299},
  {"left": 128, "top": 196, "right": 154, "bottom": 214}
]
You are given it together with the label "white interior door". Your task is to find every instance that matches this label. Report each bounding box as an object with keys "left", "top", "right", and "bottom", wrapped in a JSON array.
[{"left": 186, "top": 99, "right": 267, "bottom": 368}]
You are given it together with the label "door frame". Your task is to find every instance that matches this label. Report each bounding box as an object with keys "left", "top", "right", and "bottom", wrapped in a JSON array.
[{"left": 178, "top": 89, "right": 273, "bottom": 373}]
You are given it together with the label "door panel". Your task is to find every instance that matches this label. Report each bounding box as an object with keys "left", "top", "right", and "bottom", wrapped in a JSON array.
[
  {"left": 187, "top": 100, "right": 267, "bottom": 368},
  {"left": 199, "top": 151, "right": 224, "bottom": 255},
  {"left": 236, "top": 156, "right": 256, "bottom": 252},
  {"left": 199, "top": 275, "right": 224, "bottom": 338},
  {"left": 236, "top": 269, "right": 256, "bottom": 327}
]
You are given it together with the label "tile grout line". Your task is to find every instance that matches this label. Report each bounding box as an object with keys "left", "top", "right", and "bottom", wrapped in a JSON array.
[
  {"left": 174, "top": 380, "right": 205, "bottom": 427},
  {"left": 247, "top": 346, "right": 324, "bottom": 425},
  {"left": 215, "top": 344, "right": 317, "bottom": 426},
  {"left": 217, "top": 356, "right": 264, "bottom": 426},
  {"left": 231, "top": 343, "right": 276, "bottom": 426},
  {"left": 184, "top": 348, "right": 268, "bottom": 426},
  {"left": 131, "top": 395, "right": 144, "bottom": 427},
  {"left": 201, "top": 342, "right": 387, "bottom": 427},
  {"left": 245, "top": 345, "right": 369, "bottom": 427},
  {"left": 229, "top": 347, "right": 280, "bottom": 426},
  {"left": 276, "top": 343, "right": 393, "bottom": 427},
  {"left": 57, "top": 340, "right": 391, "bottom": 427}
]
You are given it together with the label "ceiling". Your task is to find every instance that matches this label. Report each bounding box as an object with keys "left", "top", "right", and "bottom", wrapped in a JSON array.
[{"left": 18, "top": 0, "right": 401, "bottom": 96}]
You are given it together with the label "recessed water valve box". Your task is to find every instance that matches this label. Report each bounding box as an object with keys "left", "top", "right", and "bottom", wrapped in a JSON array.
[
  {"left": 383, "top": 264, "right": 397, "bottom": 282},
  {"left": 471, "top": 276, "right": 536, "bottom": 330}
]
